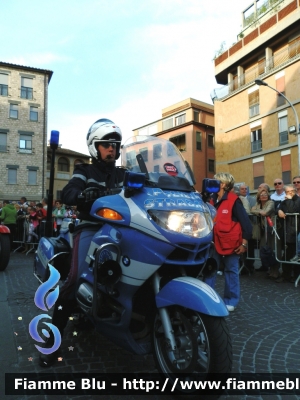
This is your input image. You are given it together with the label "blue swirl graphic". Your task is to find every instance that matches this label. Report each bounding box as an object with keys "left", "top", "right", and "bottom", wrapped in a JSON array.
[
  {"left": 29, "top": 314, "right": 61, "bottom": 354},
  {"left": 34, "top": 264, "right": 61, "bottom": 311}
]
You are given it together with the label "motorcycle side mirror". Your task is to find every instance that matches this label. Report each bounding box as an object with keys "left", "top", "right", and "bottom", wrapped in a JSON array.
[
  {"left": 123, "top": 171, "right": 146, "bottom": 198},
  {"left": 200, "top": 257, "right": 218, "bottom": 278},
  {"left": 201, "top": 178, "right": 221, "bottom": 202}
]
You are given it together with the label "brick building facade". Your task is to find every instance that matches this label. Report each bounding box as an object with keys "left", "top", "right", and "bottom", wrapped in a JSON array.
[
  {"left": 212, "top": 0, "right": 300, "bottom": 192},
  {"left": 133, "top": 98, "right": 215, "bottom": 193}
]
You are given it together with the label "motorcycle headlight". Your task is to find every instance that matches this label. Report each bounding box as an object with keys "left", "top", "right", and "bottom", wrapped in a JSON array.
[{"left": 148, "top": 210, "right": 213, "bottom": 238}]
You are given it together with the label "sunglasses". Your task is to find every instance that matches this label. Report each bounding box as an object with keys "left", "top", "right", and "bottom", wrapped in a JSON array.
[
  {"left": 100, "top": 142, "right": 117, "bottom": 149},
  {"left": 293, "top": 181, "right": 300, "bottom": 184},
  {"left": 274, "top": 182, "right": 282, "bottom": 185}
]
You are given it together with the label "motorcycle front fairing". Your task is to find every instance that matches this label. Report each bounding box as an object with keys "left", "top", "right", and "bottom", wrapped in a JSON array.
[{"left": 86, "top": 137, "right": 227, "bottom": 317}]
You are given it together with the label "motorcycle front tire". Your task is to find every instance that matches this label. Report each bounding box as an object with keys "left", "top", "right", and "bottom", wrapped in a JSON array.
[
  {"left": 152, "top": 306, "right": 232, "bottom": 396},
  {"left": 0, "top": 234, "right": 10, "bottom": 271}
]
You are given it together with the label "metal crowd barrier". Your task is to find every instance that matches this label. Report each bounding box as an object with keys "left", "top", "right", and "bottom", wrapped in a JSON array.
[
  {"left": 240, "top": 213, "right": 300, "bottom": 288},
  {"left": 274, "top": 213, "right": 300, "bottom": 287},
  {"left": 13, "top": 218, "right": 50, "bottom": 255}
]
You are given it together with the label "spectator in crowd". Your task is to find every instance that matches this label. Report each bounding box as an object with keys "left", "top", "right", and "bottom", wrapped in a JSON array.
[
  {"left": 251, "top": 189, "right": 276, "bottom": 273},
  {"left": 271, "top": 178, "right": 285, "bottom": 205},
  {"left": 19, "top": 196, "right": 28, "bottom": 212},
  {"left": 271, "top": 178, "right": 285, "bottom": 274},
  {"left": 239, "top": 184, "right": 256, "bottom": 274},
  {"left": 52, "top": 200, "right": 66, "bottom": 236},
  {"left": 64, "top": 205, "right": 78, "bottom": 219},
  {"left": 204, "top": 173, "right": 252, "bottom": 312},
  {"left": 25, "top": 206, "right": 39, "bottom": 243},
  {"left": 277, "top": 185, "right": 300, "bottom": 283},
  {"left": 0, "top": 200, "right": 17, "bottom": 249},
  {"left": 292, "top": 176, "right": 300, "bottom": 197},
  {"left": 258, "top": 183, "right": 271, "bottom": 192},
  {"left": 41, "top": 198, "right": 48, "bottom": 210},
  {"left": 36, "top": 202, "right": 47, "bottom": 238},
  {"left": 239, "top": 184, "right": 256, "bottom": 208}
]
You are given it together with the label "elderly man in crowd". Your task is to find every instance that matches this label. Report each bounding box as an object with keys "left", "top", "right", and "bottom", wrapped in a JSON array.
[{"left": 277, "top": 185, "right": 300, "bottom": 282}]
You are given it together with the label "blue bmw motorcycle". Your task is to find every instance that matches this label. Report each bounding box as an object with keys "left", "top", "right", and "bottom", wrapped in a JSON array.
[{"left": 34, "top": 135, "right": 232, "bottom": 385}]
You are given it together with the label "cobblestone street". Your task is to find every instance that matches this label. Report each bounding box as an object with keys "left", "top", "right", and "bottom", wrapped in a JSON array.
[{"left": 1, "top": 251, "right": 300, "bottom": 399}]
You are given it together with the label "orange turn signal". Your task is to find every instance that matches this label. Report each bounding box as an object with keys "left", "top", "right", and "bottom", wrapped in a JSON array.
[{"left": 96, "top": 208, "right": 123, "bottom": 220}]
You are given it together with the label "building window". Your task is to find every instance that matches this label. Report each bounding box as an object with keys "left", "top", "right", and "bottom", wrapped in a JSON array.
[
  {"left": 282, "top": 170, "right": 291, "bottom": 183},
  {"left": 0, "top": 73, "right": 8, "bottom": 96},
  {"left": 8, "top": 168, "right": 17, "bottom": 184},
  {"left": 56, "top": 190, "right": 62, "bottom": 200},
  {"left": 175, "top": 114, "right": 186, "bottom": 126},
  {"left": 28, "top": 170, "right": 37, "bottom": 185},
  {"left": 276, "top": 75, "right": 285, "bottom": 107},
  {"left": 249, "top": 90, "right": 259, "bottom": 117},
  {"left": 279, "top": 115, "right": 288, "bottom": 145},
  {"left": 9, "top": 103, "right": 18, "bottom": 119},
  {"left": 208, "top": 159, "right": 215, "bottom": 173},
  {"left": 167, "top": 141, "right": 177, "bottom": 156},
  {"left": 162, "top": 118, "right": 173, "bottom": 130},
  {"left": 19, "top": 134, "right": 32, "bottom": 153},
  {"left": 30, "top": 106, "right": 38, "bottom": 121},
  {"left": 253, "top": 159, "right": 264, "bottom": 189},
  {"left": 251, "top": 128, "right": 262, "bottom": 152},
  {"left": 58, "top": 157, "right": 69, "bottom": 172},
  {"left": 154, "top": 165, "right": 159, "bottom": 173},
  {"left": 153, "top": 144, "right": 162, "bottom": 160},
  {"left": 196, "top": 131, "right": 202, "bottom": 150},
  {"left": 20, "top": 77, "right": 33, "bottom": 99},
  {"left": 170, "top": 134, "right": 186, "bottom": 152},
  {"left": 281, "top": 151, "right": 291, "bottom": 184},
  {"left": 139, "top": 147, "right": 148, "bottom": 162},
  {"left": 194, "top": 111, "right": 199, "bottom": 122},
  {"left": 254, "top": 176, "right": 264, "bottom": 188},
  {"left": 0, "top": 132, "right": 7, "bottom": 152},
  {"left": 208, "top": 134, "right": 214, "bottom": 148}
]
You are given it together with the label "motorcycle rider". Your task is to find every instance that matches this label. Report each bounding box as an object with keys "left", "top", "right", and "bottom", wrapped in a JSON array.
[{"left": 39, "top": 118, "right": 126, "bottom": 367}]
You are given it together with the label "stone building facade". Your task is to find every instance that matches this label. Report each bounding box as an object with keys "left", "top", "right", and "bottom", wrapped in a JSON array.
[{"left": 0, "top": 61, "right": 53, "bottom": 201}]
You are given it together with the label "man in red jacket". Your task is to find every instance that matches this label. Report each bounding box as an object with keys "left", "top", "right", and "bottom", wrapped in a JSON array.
[{"left": 205, "top": 173, "right": 252, "bottom": 312}]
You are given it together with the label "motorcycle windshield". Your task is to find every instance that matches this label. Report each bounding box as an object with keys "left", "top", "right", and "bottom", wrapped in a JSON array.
[{"left": 121, "top": 136, "right": 195, "bottom": 191}]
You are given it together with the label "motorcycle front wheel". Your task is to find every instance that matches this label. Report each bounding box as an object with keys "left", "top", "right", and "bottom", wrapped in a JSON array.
[
  {"left": 152, "top": 306, "right": 232, "bottom": 394},
  {"left": 0, "top": 234, "right": 10, "bottom": 271}
]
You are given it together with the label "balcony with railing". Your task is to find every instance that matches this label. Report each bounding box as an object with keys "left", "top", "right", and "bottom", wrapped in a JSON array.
[{"left": 211, "top": 40, "right": 300, "bottom": 101}]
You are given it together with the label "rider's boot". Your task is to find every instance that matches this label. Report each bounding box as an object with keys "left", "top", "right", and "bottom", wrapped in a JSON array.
[{"left": 39, "top": 298, "right": 77, "bottom": 368}]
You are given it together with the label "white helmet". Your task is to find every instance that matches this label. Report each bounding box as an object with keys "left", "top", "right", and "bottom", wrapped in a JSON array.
[{"left": 86, "top": 118, "right": 122, "bottom": 160}]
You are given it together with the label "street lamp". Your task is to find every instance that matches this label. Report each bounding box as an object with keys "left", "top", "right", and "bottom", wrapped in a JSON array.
[{"left": 255, "top": 78, "right": 300, "bottom": 173}]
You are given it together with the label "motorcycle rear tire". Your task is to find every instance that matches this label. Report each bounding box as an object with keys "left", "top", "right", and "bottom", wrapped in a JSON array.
[
  {"left": 0, "top": 234, "right": 10, "bottom": 271},
  {"left": 152, "top": 306, "right": 232, "bottom": 396}
]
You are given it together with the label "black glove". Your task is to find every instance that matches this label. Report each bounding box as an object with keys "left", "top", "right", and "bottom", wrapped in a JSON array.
[
  {"left": 82, "top": 187, "right": 104, "bottom": 202},
  {"left": 77, "top": 187, "right": 105, "bottom": 213}
]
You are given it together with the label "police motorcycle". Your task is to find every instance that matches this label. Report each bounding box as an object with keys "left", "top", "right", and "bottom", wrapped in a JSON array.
[
  {"left": 34, "top": 135, "right": 232, "bottom": 389},
  {"left": 0, "top": 225, "right": 10, "bottom": 271}
]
